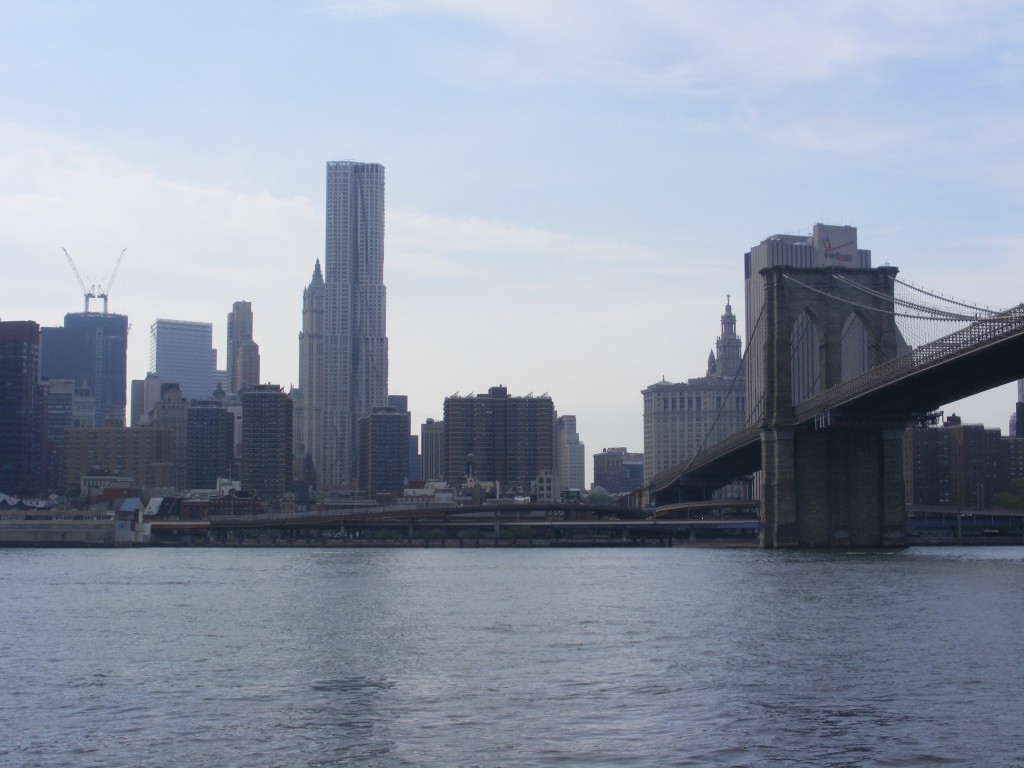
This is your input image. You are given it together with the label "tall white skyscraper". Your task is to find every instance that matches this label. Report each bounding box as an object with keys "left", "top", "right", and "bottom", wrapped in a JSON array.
[
  {"left": 149, "top": 319, "right": 217, "bottom": 402},
  {"left": 298, "top": 162, "right": 389, "bottom": 489}
]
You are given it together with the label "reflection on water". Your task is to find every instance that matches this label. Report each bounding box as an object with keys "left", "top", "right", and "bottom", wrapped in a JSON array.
[{"left": 1, "top": 546, "right": 1023, "bottom": 767}]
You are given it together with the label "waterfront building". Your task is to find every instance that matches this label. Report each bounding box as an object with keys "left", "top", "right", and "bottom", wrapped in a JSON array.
[
  {"left": 555, "top": 415, "right": 585, "bottom": 493},
  {"left": 41, "top": 311, "right": 128, "bottom": 427},
  {"left": 226, "top": 301, "right": 260, "bottom": 394},
  {"left": 186, "top": 400, "right": 236, "bottom": 491},
  {"left": 593, "top": 447, "right": 644, "bottom": 495},
  {"left": 241, "top": 384, "right": 293, "bottom": 499},
  {"left": 642, "top": 298, "right": 746, "bottom": 485},
  {"left": 66, "top": 425, "right": 173, "bottom": 491},
  {"left": 443, "top": 386, "right": 555, "bottom": 493},
  {"left": 0, "top": 321, "right": 46, "bottom": 495},
  {"left": 357, "top": 406, "right": 410, "bottom": 496},
  {"left": 297, "top": 162, "right": 389, "bottom": 490},
  {"left": 421, "top": 418, "right": 444, "bottom": 482},
  {"left": 149, "top": 319, "right": 217, "bottom": 402}
]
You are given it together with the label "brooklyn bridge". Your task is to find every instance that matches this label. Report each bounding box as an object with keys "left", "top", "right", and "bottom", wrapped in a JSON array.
[{"left": 640, "top": 262, "right": 1024, "bottom": 548}]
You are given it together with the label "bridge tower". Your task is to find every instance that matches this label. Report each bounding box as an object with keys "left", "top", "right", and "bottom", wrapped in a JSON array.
[{"left": 759, "top": 264, "right": 908, "bottom": 548}]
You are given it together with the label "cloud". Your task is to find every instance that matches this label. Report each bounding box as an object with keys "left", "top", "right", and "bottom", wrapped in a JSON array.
[{"left": 318, "top": 0, "right": 1024, "bottom": 93}]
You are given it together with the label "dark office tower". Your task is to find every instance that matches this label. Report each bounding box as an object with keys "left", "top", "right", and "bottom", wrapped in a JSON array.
[
  {"left": 0, "top": 321, "right": 46, "bottom": 495},
  {"left": 242, "top": 384, "right": 294, "bottom": 499},
  {"left": 40, "top": 311, "right": 128, "bottom": 427},
  {"left": 421, "top": 418, "right": 445, "bottom": 482},
  {"left": 443, "top": 386, "right": 555, "bottom": 491},
  {"left": 357, "top": 406, "right": 410, "bottom": 495},
  {"left": 186, "top": 401, "right": 235, "bottom": 490},
  {"left": 317, "top": 161, "right": 389, "bottom": 490},
  {"left": 226, "top": 301, "right": 260, "bottom": 395}
]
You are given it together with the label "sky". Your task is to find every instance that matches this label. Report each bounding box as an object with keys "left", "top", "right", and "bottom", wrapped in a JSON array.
[{"left": 2, "top": 1, "right": 1023, "bottom": 486}]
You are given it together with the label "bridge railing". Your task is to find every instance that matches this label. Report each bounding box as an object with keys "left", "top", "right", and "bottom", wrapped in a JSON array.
[{"left": 794, "top": 304, "right": 1024, "bottom": 422}]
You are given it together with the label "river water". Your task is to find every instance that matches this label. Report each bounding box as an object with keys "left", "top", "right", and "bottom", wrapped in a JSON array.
[{"left": 2, "top": 546, "right": 1023, "bottom": 767}]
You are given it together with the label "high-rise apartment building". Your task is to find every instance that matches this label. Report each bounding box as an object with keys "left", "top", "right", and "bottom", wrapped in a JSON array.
[
  {"left": 298, "top": 162, "right": 389, "bottom": 490},
  {"left": 149, "top": 319, "right": 217, "bottom": 402},
  {"left": 186, "top": 401, "right": 235, "bottom": 490},
  {"left": 0, "top": 321, "right": 46, "bottom": 495},
  {"left": 242, "top": 384, "right": 293, "bottom": 499},
  {"left": 41, "top": 311, "right": 128, "bottom": 427},
  {"left": 226, "top": 301, "right": 260, "bottom": 394},
  {"left": 642, "top": 299, "right": 745, "bottom": 484},
  {"left": 443, "top": 386, "right": 555, "bottom": 492},
  {"left": 357, "top": 406, "right": 410, "bottom": 495}
]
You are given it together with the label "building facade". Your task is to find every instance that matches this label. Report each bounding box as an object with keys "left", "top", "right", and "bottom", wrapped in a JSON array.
[
  {"left": 443, "top": 386, "right": 555, "bottom": 492},
  {"left": 66, "top": 425, "right": 173, "bottom": 491},
  {"left": 904, "top": 415, "right": 1008, "bottom": 508},
  {"left": 226, "top": 300, "right": 260, "bottom": 395},
  {"left": 298, "top": 162, "right": 389, "bottom": 490},
  {"left": 593, "top": 447, "right": 644, "bottom": 495},
  {"left": 41, "top": 311, "right": 128, "bottom": 427},
  {"left": 642, "top": 299, "right": 746, "bottom": 484},
  {"left": 241, "top": 384, "right": 293, "bottom": 499},
  {"left": 0, "top": 321, "right": 46, "bottom": 495},
  {"left": 149, "top": 319, "right": 217, "bottom": 402}
]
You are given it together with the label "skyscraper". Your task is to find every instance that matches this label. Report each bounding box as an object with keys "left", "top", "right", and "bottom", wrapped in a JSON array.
[
  {"left": 242, "top": 384, "right": 294, "bottom": 500},
  {"left": 149, "top": 319, "right": 217, "bottom": 402},
  {"left": 298, "top": 162, "right": 389, "bottom": 489},
  {"left": 0, "top": 321, "right": 46, "bottom": 495},
  {"left": 41, "top": 311, "right": 128, "bottom": 427},
  {"left": 226, "top": 301, "right": 260, "bottom": 394}
]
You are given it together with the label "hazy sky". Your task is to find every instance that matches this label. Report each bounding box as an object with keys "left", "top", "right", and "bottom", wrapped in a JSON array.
[{"left": 3, "top": 1, "right": 1023, "bottom": 484}]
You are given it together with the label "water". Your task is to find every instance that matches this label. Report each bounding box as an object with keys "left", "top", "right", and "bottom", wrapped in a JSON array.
[{"left": 2, "top": 546, "right": 1023, "bottom": 767}]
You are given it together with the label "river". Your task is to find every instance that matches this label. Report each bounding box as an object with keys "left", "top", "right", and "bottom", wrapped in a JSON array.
[{"left": 2, "top": 546, "right": 1022, "bottom": 767}]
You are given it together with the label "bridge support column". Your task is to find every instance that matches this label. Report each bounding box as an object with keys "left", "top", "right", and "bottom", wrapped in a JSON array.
[
  {"left": 760, "top": 425, "right": 907, "bottom": 548},
  {"left": 760, "top": 428, "right": 799, "bottom": 547}
]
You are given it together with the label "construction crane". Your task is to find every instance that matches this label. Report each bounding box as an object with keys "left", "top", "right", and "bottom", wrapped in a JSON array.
[
  {"left": 61, "top": 247, "right": 97, "bottom": 312},
  {"left": 60, "top": 247, "right": 128, "bottom": 313},
  {"left": 95, "top": 248, "right": 127, "bottom": 314}
]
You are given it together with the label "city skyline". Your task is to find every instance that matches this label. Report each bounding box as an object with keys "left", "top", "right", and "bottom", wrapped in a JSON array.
[{"left": 3, "top": 2, "right": 1023, "bottom": 473}]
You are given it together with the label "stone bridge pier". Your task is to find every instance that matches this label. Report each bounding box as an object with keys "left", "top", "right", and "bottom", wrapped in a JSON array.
[{"left": 759, "top": 265, "right": 908, "bottom": 548}]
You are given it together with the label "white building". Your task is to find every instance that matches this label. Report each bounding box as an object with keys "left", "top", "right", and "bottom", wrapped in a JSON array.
[{"left": 642, "top": 299, "right": 745, "bottom": 485}]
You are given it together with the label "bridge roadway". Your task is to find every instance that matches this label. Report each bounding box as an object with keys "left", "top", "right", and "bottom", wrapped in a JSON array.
[{"left": 647, "top": 303, "right": 1024, "bottom": 499}]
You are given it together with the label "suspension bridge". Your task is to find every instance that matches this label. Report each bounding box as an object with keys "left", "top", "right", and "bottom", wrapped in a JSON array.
[{"left": 641, "top": 262, "right": 1024, "bottom": 548}]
